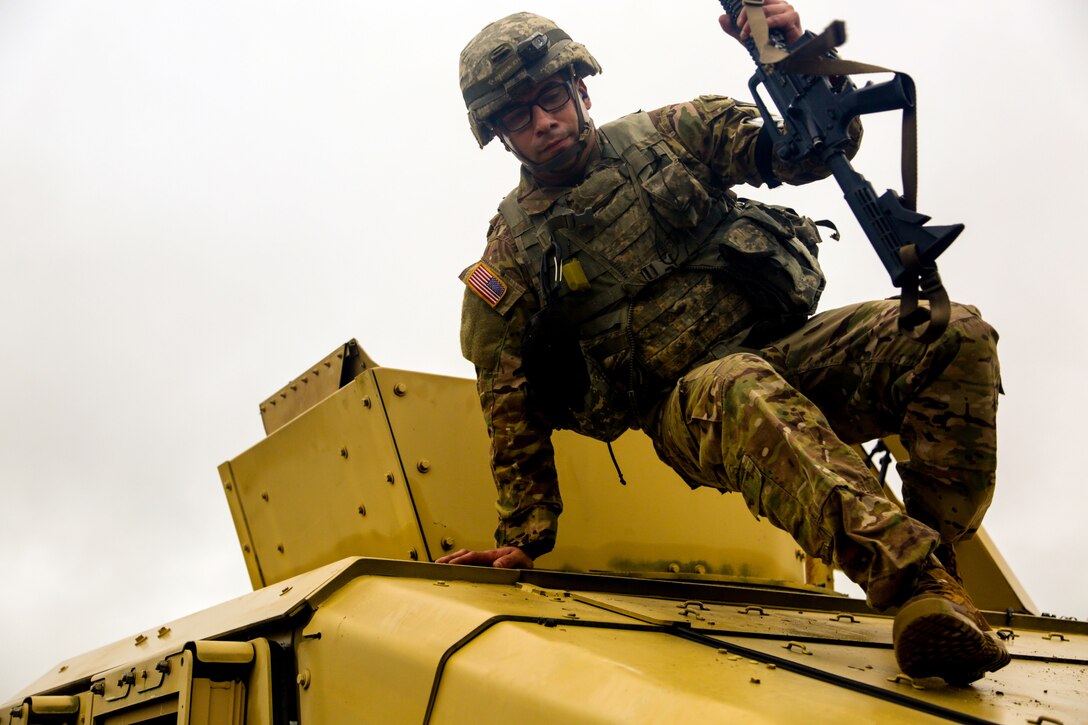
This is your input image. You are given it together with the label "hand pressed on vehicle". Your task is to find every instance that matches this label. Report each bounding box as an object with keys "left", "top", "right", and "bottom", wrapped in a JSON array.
[
  {"left": 719, "top": 0, "right": 802, "bottom": 45},
  {"left": 435, "top": 546, "right": 534, "bottom": 569}
]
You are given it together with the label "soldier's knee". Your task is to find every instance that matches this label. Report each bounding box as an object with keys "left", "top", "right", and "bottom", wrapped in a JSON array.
[
  {"left": 948, "top": 304, "right": 998, "bottom": 346},
  {"left": 944, "top": 304, "right": 1000, "bottom": 384}
]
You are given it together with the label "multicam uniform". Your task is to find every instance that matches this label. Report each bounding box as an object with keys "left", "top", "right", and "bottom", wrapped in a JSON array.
[{"left": 460, "top": 95, "right": 999, "bottom": 609}]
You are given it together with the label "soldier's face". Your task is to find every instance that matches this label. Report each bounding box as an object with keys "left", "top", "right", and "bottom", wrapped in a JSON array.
[{"left": 497, "top": 75, "right": 591, "bottom": 165}]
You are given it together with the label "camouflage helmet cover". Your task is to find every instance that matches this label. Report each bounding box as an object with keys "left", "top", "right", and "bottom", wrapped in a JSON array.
[{"left": 460, "top": 12, "right": 601, "bottom": 148}]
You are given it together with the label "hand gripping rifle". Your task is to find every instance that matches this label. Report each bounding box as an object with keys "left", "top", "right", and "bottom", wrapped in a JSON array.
[{"left": 720, "top": 0, "right": 960, "bottom": 342}]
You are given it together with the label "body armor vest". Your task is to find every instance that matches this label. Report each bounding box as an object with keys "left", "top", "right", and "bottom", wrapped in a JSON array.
[{"left": 501, "top": 111, "right": 826, "bottom": 441}]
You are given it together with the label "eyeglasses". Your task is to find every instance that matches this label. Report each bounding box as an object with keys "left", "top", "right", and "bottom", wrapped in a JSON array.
[{"left": 493, "top": 82, "right": 573, "bottom": 134}]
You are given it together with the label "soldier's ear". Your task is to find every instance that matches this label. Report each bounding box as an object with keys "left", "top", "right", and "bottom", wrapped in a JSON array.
[{"left": 577, "top": 79, "right": 591, "bottom": 110}]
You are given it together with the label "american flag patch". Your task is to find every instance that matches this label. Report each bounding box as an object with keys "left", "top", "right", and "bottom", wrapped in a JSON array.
[{"left": 465, "top": 262, "right": 508, "bottom": 307}]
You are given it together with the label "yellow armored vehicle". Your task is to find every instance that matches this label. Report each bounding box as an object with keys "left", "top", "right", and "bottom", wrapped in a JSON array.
[{"left": 3, "top": 340, "right": 1085, "bottom": 723}]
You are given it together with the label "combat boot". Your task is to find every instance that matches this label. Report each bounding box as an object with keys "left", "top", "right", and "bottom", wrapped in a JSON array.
[
  {"left": 892, "top": 558, "right": 1010, "bottom": 685},
  {"left": 933, "top": 542, "right": 961, "bottom": 583}
]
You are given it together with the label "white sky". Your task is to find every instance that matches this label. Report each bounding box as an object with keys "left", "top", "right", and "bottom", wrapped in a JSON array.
[{"left": 1, "top": 0, "right": 1086, "bottom": 699}]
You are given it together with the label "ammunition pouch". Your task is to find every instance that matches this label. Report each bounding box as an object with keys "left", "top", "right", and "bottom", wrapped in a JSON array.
[
  {"left": 521, "top": 305, "right": 589, "bottom": 427},
  {"left": 522, "top": 304, "right": 639, "bottom": 442},
  {"left": 717, "top": 199, "right": 826, "bottom": 322},
  {"left": 567, "top": 351, "right": 637, "bottom": 442}
]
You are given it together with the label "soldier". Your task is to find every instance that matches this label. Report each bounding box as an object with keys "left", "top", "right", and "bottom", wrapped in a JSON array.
[{"left": 439, "top": 2, "right": 1010, "bottom": 685}]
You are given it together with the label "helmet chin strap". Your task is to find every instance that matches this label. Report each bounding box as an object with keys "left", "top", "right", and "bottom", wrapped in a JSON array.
[{"left": 502, "top": 76, "right": 596, "bottom": 181}]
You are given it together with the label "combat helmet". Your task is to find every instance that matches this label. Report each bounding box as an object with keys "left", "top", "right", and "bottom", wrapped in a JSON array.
[{"left": 460, "top": 12, "right": 601, "bottom": 149}]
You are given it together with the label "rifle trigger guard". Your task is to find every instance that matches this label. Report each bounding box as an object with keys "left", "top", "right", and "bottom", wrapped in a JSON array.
[{"left": 896, "top": 244, "right": 950, "bottom": 345}]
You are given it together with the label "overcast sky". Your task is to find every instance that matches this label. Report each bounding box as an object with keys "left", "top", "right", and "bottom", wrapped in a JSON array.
[{"left": 2, "top": 0, "right": 1086, "bottom": 699}]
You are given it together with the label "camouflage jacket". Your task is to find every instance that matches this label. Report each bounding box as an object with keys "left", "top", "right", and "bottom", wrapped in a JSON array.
[{"left": 460, "top": 95, "right": 860, "bottom": 559}]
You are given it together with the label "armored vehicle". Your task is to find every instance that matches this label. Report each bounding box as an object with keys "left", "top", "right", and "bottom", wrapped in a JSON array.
[{"left": 3, "top": 340, "right": 1085, "bottom": 723}]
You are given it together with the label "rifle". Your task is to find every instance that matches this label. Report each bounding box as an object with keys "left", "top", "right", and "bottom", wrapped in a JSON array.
[{"left": 719, "top": 0, "right": 959, "bottom": 342}]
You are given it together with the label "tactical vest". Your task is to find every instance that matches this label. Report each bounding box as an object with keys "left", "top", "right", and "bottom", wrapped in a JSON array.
[{"left": 501, "top": 111, "right": 826, "bottom": 442}]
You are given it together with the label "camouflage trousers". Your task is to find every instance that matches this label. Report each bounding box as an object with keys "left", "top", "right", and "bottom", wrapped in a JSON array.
[{"left": 644, "top": 300, "right": 1000, "bottom": 609}]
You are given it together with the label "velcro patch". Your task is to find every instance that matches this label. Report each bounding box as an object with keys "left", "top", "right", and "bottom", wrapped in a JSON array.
[{"left": 464, "top": 262, "right": 508, "bottom": 308}]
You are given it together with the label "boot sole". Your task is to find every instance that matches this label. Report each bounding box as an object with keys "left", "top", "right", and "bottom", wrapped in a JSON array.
[{"left": 893, "top": 597, "right": 1011, "bottom": 685}]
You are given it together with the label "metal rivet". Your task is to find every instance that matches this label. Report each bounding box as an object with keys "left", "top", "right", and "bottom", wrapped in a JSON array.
[
  {"left": 393, "top": 383, "right": 408, "bottom": 396},
  {"left": 277, "top": 544, "right": 285, "bottom": 554},
  {"left": 441, "top": 536, "right": 455, "bottom": 551},
  {"left": 243, "top": 544, "right": 251, "bottom": 553},
  {"left": 362, "top": 396, "right": 372, "bottom": 408},
  {"left": 408, "top": 547, "right": 419, "bottom": 561},
  {"left": 358, "top": 504, "right": 367, "bottom": 516},
  {"left": 297, "top": 669, "right": 311, "bottom": 689},
  {"left": 385, "top": 472, "right": 395, "bottom": 484},
  {"left": 694, "top": 564, "right": 707, "bottom": 574},
  {"left": 417, "top": 459, "right": 431, "bottom": 473},
  {"left": 340, "top": 447, "right": 349, "bottom": 458},
  {"left": 261, "top": 491, "right": 269, "bottom": 501},
  {"left": 224, "top": 482, "right": 233, "bottom": 491},
  {"left": 667, "top": 562, "right": 680, "bottom": 573}
]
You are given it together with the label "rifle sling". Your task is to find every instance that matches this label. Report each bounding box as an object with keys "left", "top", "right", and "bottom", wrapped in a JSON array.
[
  {"left": 896, "top": 244, "right": 951, "bottom": 345},
  {"left": 741, "top": 0, "right": 790, "bottom": 64}
]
